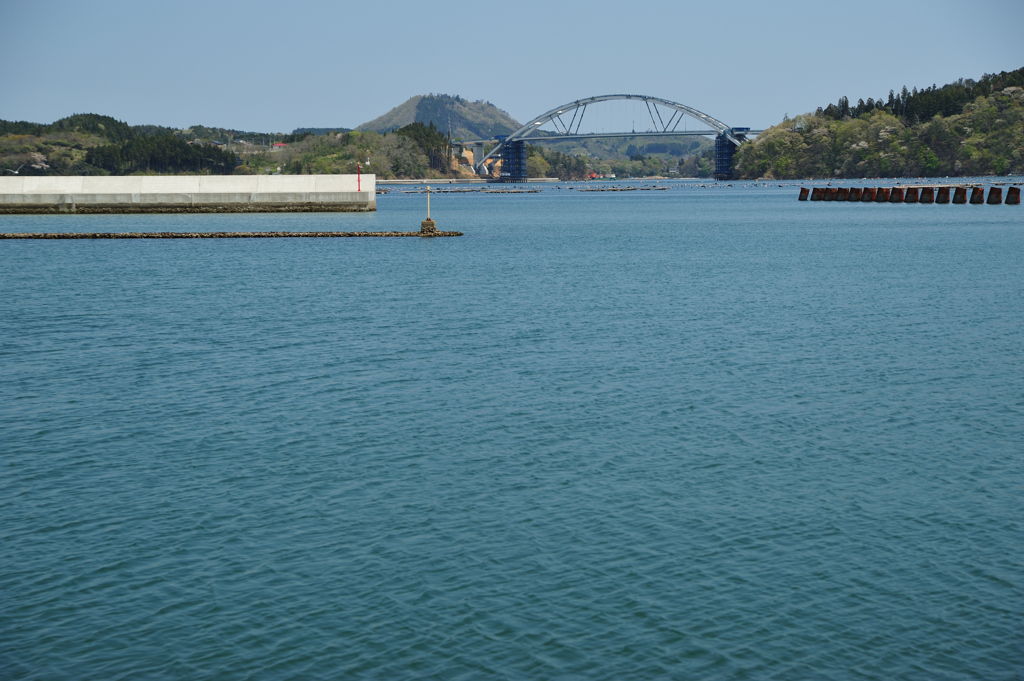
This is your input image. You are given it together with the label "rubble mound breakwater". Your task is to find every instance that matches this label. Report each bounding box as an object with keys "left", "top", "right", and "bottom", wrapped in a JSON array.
[{"left": 1, "top": 230, "right": 462, "bottom": 239}]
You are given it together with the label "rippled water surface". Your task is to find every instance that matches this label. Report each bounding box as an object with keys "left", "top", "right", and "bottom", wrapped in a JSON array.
[{"left": 2, "top": 183, "right": 1023, "bottom": 680}]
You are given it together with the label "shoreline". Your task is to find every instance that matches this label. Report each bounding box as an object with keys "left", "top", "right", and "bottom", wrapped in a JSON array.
[{"left": 378, "top": 177, "right": 560, "bottom": 185}]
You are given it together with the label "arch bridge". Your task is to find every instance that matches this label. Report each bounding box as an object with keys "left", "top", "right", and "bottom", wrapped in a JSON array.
[{"left": 450, "top": 94, "right": 761, "bottom": 181}]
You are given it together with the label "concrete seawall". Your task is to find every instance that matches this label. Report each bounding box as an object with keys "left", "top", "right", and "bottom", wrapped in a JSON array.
[{"left": 0, "top": 175, "right": 376, "bottom": 213}]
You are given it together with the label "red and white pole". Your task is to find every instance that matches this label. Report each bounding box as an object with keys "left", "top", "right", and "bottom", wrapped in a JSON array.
[{"left": 357, "top": 163, "right": 361, "bottom": 192}]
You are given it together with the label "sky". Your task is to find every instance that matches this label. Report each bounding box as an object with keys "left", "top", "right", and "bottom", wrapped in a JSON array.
[{"left": 2, "top": 0, "right": 1022, "bottom": 133}]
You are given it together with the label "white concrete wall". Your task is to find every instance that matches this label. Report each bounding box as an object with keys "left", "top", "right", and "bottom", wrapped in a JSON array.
[{"left": 0, "top": 174, "right": 376, "bottom": 211}]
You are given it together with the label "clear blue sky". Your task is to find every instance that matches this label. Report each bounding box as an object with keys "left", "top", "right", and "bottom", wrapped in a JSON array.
[{"left": 2, "top": 0, "right": 1022, "bottom": 133}]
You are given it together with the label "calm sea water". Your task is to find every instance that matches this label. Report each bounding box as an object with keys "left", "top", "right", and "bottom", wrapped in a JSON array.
[{"left": 2, "top": 181, "right": 1023, "bottom": 680}]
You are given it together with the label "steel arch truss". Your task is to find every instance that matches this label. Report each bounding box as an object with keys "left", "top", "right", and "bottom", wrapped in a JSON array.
[{"left": 475, "top": 94, "right": 743, "bottom": 172}]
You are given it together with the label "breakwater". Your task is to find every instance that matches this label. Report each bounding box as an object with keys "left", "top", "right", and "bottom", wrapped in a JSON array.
[
  {"left": 800, "top": 184, "right": 1020, "bottom": 205},
  {"left": 0, "top": 175, "right": 376, "bottom": 213},
  {"left": 1, "top": 230, "right": 461, "bottom": 239}
]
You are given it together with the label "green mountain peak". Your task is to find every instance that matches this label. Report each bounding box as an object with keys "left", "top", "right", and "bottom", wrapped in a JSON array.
[{"left": 356, "top": 94, "right": 521, "bottom": 140}]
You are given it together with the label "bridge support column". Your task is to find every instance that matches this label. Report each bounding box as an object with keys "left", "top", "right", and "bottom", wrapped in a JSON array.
[
  {"left": 500, "top": 140, "right": 528, "bottom": 183},
  {"left": 714, "top": 134, "right": 736, "bottom": 181},
  {"left": 472, "top": 143, "right": 486, "bottom": 175}
]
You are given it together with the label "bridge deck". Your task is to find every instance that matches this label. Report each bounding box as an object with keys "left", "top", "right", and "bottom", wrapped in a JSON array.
[{"left": 454, "top": 130, "right": 763, "bottom": 145}]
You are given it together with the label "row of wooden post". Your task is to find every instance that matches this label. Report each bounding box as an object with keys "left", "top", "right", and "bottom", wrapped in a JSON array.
[{"left": 800, "top": 186, "right": 1020, "bottom": 205}]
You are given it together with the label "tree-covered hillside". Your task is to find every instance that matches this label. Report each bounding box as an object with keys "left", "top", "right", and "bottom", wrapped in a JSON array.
[
  {"left": 0, "top": 113, "right": 134, "bottom": 142},
  {"left": 87, "top": 136, "right": 236, "bottom": 175},
  {"left": 1, "top": 114, "right": 144, "bottom": 175},
  {"left": 734, "top": 67, "right": 1024, "bottom": 179},
  {"left": 0, "top": 114, "right": 283, "bottom": 176},
  {"left": 531, "top": 134, "right": 713, "bottom": 169},
  {"left": 0, "top": 112, "right": 468, "bottom": 179},
  {"left": 238, "top": 123, "right": 464, "bottom": 179}
]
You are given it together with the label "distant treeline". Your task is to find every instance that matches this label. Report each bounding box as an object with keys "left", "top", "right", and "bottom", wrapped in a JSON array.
[
  {"left": 817, "top": 67, "right": 1024, "bottom": 123},
  {"left": 525, "top": 146, "right": 589, "bottom": 180},
  {"left": 292, "top": 127, "right": 352, "bottom": 136},
  {"left": 1, "top": 114, "right": 134, "bottom": 142},
  {"left": 1, "top": 112, "right": 286, "bottom": 147},
  {"left": 1, "top": 113, "right": 242, "bottom": 175},
  {"left": 393, "top": 122, "right": 452, "bottom": 172},
  {"left": 87, "top": 136, "right": 237, "bottom": 175},
  {"left": 626, "top": 141, "right": 703, "bottom": 158}
]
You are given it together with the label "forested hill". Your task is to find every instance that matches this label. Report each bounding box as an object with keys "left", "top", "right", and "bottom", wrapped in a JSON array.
[
  {"left": 1, "top": 113, "right": 248, "bottom": 176},
  {"left": 734, "top": 66, "right": 1024, "bottom": 179},
  {"left": 0, "top": 114, "right": 134, "bottom": 142},
  {"left": 356, "top": 95, "right": 521, "bottom": 140},
  {"left": 0, "top": 111, "right": 483, "bottom": 179}
]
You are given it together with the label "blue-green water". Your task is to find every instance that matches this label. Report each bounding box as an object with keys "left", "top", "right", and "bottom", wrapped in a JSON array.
[{"left": 2, "top": 182, "right": 1023, "bottom": 680}]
